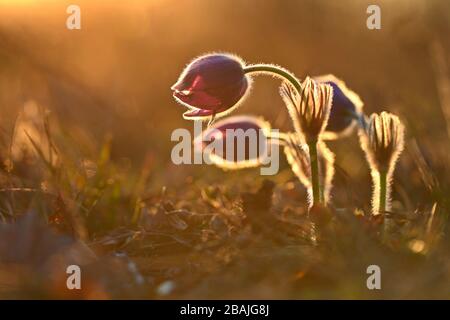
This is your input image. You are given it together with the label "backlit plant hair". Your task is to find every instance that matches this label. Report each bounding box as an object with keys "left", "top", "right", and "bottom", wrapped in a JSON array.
[
  {"left": 359, "top": 112, "right": 405, "bottom": 217},
  {"left": 283, "top": 133, "right": 335, "bottom": 207},
  {"left": 280, "top": 77, "right": 334, "bottom": 206}
]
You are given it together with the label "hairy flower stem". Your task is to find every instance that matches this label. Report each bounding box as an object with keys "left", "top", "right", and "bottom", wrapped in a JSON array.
[
  {"left": 244, "top": 64, "right": 302, "bottom": 93},
  {"left": 307, "top": 140, "right": 322, "bottom": 206},
  {"left": 378, "top": 170, "right": 387, "bottom": 214},
  {"left": 378, "top": 169, "right": 394, "bottom": 234}
]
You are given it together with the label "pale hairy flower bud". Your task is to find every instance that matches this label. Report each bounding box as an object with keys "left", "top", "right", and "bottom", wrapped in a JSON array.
[
  {"left": 360, "top": 112, "right": 405, "bottom": 173},
  {"left": 280, "top": 76, "right": 333, "bottom": 143}
]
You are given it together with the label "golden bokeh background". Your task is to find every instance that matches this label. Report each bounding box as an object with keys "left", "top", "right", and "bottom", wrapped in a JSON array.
[{"left": 0, "top": 0, "right": 448, "bottom": 198}]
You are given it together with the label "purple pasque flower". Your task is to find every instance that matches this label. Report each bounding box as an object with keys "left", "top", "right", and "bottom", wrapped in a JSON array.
[
  {"left": 172, "top": 54, "right": 250, "bottom": 120},
  {"left": 194, "top": 115, "right": 271, "bottom": 169},
  {"left": 314, "top": 74, "right": 364, "bottom": 139}
]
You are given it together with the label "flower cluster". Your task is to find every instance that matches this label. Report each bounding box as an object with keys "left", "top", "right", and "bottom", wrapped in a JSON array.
[{"left": 171, "top": 53, "right": 405, "bottom": 223}]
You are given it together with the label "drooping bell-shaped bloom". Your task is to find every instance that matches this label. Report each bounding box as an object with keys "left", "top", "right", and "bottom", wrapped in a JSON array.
[
  {"left": 172, "top": 54, "right": 250, "bottom": 120},
  {"left": 194, "top": 115, "right": 271, "bottom": 169},
  {"left": 314, "top": 74, "right": 364, "bottom": 139}
]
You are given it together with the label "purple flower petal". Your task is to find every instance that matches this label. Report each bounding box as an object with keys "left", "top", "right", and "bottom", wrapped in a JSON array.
[
  {"left": 315, "top": 74, "right": 364, "bottom": 138},
  {"left": 194, "top": 115, "right": 271, "bottom": 169},
  {"left": 172, "top": 54, "right": 250, "bottom": 120}
]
